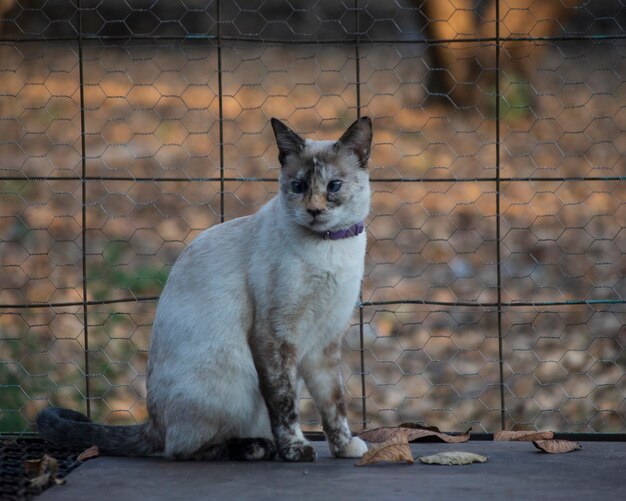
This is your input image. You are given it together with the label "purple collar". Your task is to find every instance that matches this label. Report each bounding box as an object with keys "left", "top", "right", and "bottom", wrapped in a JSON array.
[{"left": 320, "top": 221, "right": 365, "bottom": 241}]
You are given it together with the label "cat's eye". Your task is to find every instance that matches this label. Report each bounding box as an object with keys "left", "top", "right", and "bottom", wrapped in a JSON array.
[
  {"left": 291, "top": 180, "right": 306, "bottom": 194},
  {"left": 327, "top": 180, "right": 342, "bottom": 193}
]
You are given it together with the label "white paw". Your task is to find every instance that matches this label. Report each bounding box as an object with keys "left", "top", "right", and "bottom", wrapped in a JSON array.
[{"left": 335, "top": 436, "right": 369, "bottom": 458}]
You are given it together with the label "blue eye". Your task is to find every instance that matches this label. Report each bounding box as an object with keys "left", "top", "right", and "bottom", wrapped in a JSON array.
[
  {"left": 327, "top": 180, "right": 342, "bottom": 193},
  {"left": 291, "top": 180, "right": 306, "bottom": 194}
]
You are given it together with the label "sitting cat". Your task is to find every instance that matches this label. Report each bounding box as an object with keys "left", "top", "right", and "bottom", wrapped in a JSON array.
[{"left": 37, "top": 117, "right": 373, "bottom": 462}]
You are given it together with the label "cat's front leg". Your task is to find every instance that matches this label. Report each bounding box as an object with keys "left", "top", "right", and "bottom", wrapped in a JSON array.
[
  {"left": 300, "top": 342, "right": 368, "bottom": 459},
  {"left": 251, "top": 337, "right": 316, "bottom": 462}
]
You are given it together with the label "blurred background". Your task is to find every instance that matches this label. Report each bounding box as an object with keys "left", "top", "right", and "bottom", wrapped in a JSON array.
[{"left": 0, "top": 0, "right": 624, "bottom": 435}]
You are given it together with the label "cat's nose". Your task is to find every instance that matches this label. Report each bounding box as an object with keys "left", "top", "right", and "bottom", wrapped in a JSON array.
[{"left": 307, "top": 208, "right": 323, "bottom": 218}]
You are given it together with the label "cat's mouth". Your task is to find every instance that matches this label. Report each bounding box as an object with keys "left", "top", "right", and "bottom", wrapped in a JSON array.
[
  {"left": 297, "top": 210, "right": 334, "bottom": 231},
  {"left": 308, "top": 218, "right": 324, "bottom": 228},
  {"left": 306, "top": 217, "right": 332, "bottom": 232}
]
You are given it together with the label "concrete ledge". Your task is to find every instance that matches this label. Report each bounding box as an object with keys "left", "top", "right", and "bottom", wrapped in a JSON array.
[{"left": 40, "top": 441, "right": 626, "bottom": 500}]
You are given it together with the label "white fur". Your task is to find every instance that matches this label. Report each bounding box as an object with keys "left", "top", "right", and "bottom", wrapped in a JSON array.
[
  {"left": 145, "top": 119, "right": 372, "bottom": 459},
  {"left": 148, "top": 192, "right": 368, "bottom": 458},
  {"left": 335, "top": 437, "right": 369, "bottom": 458}
]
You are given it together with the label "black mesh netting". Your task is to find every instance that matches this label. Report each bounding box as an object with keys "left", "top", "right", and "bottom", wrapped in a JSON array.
[{"left": 0, "top": 437, "right": 84, "bottom": 500}]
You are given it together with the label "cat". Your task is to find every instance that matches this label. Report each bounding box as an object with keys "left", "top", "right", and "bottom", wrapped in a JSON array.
[{"left": 37, "top": 116, "right": 373, "bottom": 462}]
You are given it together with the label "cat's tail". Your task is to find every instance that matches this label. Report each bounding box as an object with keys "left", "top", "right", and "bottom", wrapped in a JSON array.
[{"left": 37, "top": 407, "right": 161, "bottom": 456}]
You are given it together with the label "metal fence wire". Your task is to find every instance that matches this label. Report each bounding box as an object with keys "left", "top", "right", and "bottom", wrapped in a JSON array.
[{"left": 0, "top": 1, "right": 624, "bottom": 437}]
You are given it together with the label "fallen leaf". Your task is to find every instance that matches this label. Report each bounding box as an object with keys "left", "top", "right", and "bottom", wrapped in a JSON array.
[
  {"left": 77, "top": 445, "right": 100, "bottom": 462},
  {"left": 355, "top": 430, "right": 414, "bottom": 466},
  {"left": 24, "top": 458, "right": 45, "bottom": 478},
  {"left": 494, "top": 430, "right": 554, "bottom": 442},
  {"left": 25, "top": 455, "right": 57, "bottom": 478},
  {"left": 29, "top": 473, "right": 66, "bottom": 488},
  {"left": 533, "top": 440, "right": 581, "bottom": 454},
  {"left": 29, "top": 472, "right": 52, "bottom": 489},
  {"left": 357, "top": 427, "right": 403, "bottom": 443},
  {"left": 359, "top": 425, "right": 470, "bottom": 444},
  {"left": 25, "top": 454, "right": 65, "bottom": 489},
  {"left": 398, "top": 422, "right": 441, "bottom": 433},
  {"left": 419, "top": 451, "right": 488, "bottom": 465},
  {"left": 407, "top": 427, "right": 471, "bottom": 444}
]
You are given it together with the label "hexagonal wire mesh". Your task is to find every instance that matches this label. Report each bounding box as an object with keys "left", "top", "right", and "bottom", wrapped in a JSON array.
[{"left": 0, "top": 1, "right": 624, "bottom": 438}]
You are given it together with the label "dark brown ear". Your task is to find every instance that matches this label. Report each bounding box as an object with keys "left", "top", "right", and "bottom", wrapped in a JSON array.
[
  {"left": 271, "top": 118, "right": 305, "bottom": 166},
  {"left": 336, "top": 116, "right": 372, "bottom": 168}
]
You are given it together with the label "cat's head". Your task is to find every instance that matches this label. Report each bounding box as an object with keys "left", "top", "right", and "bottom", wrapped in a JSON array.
[{"left": 271, "top": 117, "right": 372, "bottom": 234}]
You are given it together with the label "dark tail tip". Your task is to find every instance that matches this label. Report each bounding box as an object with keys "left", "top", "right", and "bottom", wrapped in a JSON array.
[
  {"left": 37, "top": 406, "right": 156, "bottom": 457},
  {"left": 37, "top": 407, "right": 91, "bottom": 443}
]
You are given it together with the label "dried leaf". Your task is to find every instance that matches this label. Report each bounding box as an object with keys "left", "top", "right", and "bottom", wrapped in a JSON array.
[
  {"left": 533, "top": 439, "right": 581, "bottom": 454},
  {"left": 398, "top": 422, "right": 441, "bottom": 433},
  {"left": 77, "top": 445, "right": 100, "bottom": 462},
  {"left": 24, "top": 458, "right": 45, "bottom": 478},
  {"left": 355, "top": 430, "right": 414, "bottom": 466},
  {"left": 358, "top": 427, "right": 403, "bottom": 443},
  {"left": 494, "top": 430, "right": 554, "bottom": 442},
  {"left": 406, "top": 427, "right": 471, "bottom": 444},
  {"left": 359, "top": 425, "right": 470, "bottom": 444},
  {"left": 25, "top": 455, "right": 56, "bottom": 478},
  {"left": 419, "top": 451, "right": 488, "bottom": 466},
  {"left": 358, "top": 427, "right": 402, "bottom": 443},
  {"left": 29, "top": 472, "right": 52, "bottom": 489},
  {"left": 25, "top": 454, "right": 64, "bottom": 489}
]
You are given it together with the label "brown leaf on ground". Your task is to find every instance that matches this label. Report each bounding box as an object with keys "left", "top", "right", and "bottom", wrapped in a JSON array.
[
  {"left": 25, "top": 455, "right": 56, "bottom": 478},
  {"left": 419, "top": 451, "right": 488, "bottom": 465},
  {"left": 29, "top": 472, "right": 53, "bottom": 489},
  {"left": 355, "top": 430, "right": 414, "bottom": 466},
  {"left": 25, "top": 454, "right": 65, "bottom": 489},
  {"left": 77, "top": 445, "right": 100, "bottom": 462},
  {"left": 359, "top": 424, "right": 471, "bottom": 444},
  {"left": 494, "top": 430, "right": 555, "bottom": 442},
  {"left": 398, "top": 422, "right": 442, "bottom": 433},
  {"left": 533, "top": 440, "right": 581, "bottom": 454},
  {"left": 407, "top": 427, "right": 471, "bottom": 443},
  {"left": 24, "top": 458, "right": 45, "bottom": 478},
  {"left": 30, "top": 472, "right": 65, "bottom": 489}
]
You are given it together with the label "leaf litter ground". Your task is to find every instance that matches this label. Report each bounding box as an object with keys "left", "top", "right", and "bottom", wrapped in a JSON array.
[{"left": 355, "top": 424, "right": 581, "bottom": 466}]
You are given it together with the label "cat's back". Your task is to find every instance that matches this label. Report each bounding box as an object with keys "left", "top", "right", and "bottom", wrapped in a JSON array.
[
  {"left": 147, "top": 210, "right": 267, "bottom": 433},
  {"left": 168, "top": 214, "right": 255, "bottom": 291},
  {"left": 152, "top": 211, "right": 260, "bottom": 346}
]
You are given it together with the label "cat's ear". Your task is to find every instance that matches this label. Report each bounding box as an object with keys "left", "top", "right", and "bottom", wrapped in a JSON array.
[
  {"left": 271, "top": 118, "right": 305, "bottom": 167},
  {"left": 336, "top": 116, "right": 372, "bottom": 169}
]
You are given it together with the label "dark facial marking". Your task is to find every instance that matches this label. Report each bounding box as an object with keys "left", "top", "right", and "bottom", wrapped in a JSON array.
[
  {"left": 335, "top": 116, "right": 373, "bottom": 169},
  {"left": 271, "top": 118, "right": 306, "bottom": 166},
  {"left": 275, "top": 118, "right": 371, "bottom": 223}
]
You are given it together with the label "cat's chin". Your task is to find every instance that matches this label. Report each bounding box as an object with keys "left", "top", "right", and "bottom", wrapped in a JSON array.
[
  {"left": 307, "top": 220, "right": 330, "bottom": 231},
  {"left": 306, "top": 224, "right": 338, "bottom": 235},
  {"left": 304, "top": 219, "right": 355, "bottom": 234},
  {"left": 300, "top": 219, "right": 331, "bottom": 233}
]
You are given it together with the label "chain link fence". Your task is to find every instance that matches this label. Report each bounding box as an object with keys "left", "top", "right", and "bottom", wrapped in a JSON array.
[{"left": 0, "top": 1, "right": 624, "bottom": 437}]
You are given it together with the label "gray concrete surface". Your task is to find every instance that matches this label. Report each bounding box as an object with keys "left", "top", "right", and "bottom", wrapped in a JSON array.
[{"left": 40, "top": 441, "right": 625, "bottom": 500}]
